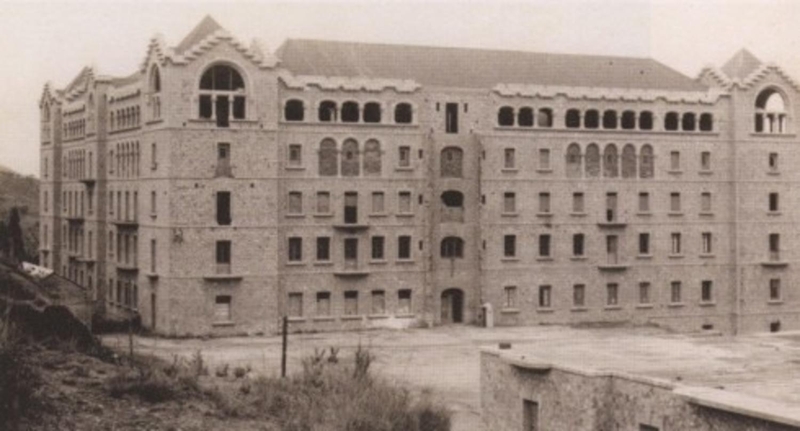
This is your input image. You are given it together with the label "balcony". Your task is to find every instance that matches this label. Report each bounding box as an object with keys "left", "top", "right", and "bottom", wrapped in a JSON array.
[
  {"left": 203, "top": 263, "right": 243, "bottom": 281},
  {"left": 66, "top": 215, "right": 85, "bottom": 223},
  {"left": 332, "top": 222, "right": 369, "bottom": 232},
  {"left": 79, "top": 177, "right": 96, "bottom": 186},
  {"left": 333, "top": 260, "right": 370, "bottom": 277},
  {"left": 762, "top": 252, "right": 789, "bottom": 268},
  {"left": 597, "top": 210, "right": 626, "bottom": 228},
  {"left": 598, "top": 255, "right": 628, "bottom": 271},
  {"left": 116, "top": 262, "right": 139, "bottom": 272},
  {"left": 113, "top": 219, "right": 139, "bottom": 229}
]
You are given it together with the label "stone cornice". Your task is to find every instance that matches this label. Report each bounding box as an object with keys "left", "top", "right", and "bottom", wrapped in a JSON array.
[
  {"left": 492, "top": 84, "right": 727, "bottom": 105},
  {"left": 279, "top": 72, "right": 421, "bottom": 93}
]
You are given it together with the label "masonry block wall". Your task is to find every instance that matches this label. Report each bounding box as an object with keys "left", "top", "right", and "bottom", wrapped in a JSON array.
[{"left": 37, "top": 18, "right": 800, "bottom": 335}]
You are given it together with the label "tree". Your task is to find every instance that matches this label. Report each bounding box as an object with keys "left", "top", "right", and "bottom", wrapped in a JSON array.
[
  {"left": 8, "top": 208, "right": 24, "bottom": 263},
  {"left": 0, "top": 221, "right": 8, "bottom": 258}
]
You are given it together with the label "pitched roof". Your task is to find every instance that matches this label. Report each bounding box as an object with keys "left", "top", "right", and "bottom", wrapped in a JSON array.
[
  {"left": 276, "top": 39, "right": 706, "bottom": 91},
  {"left": 721, "top": 49, "right": 762, "bottom": 81},
  {"left": 174, "top": 15, "right": 224, "bottom": 55}
]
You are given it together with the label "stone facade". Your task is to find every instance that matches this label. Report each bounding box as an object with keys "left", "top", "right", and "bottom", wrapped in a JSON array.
[
  {"left": 38, "top": 17, "right": 800, "bottom": 335},
  {"left": 481, "top": 349, "right": 800, "bottom": 431}
]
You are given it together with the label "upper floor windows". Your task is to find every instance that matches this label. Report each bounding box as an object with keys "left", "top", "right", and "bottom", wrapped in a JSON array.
[
  {"left": 317, "top": 138, "right": 383, "bottom": 177},
  {"left": 755, "top": 88, "right": 788, "bottom": 134},
  {"left": 496, "top": 106, "right": 553, "bottom": 128},
  {"left": 395, "top": 103, "right": 413, "bottom": 124},
  {"left": 198, "top": 64, "right": 246, "bottom": 127},
  {"left": 284, "top": 99, "right": 304, "bottom": 121},
  {"left": 298, "top": 100, "right": 412, "bottom": 125}
]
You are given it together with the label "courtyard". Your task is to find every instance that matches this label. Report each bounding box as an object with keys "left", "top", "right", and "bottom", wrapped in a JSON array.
[{"left": 103, "top": 325, "right": 800, "bottom": 431}]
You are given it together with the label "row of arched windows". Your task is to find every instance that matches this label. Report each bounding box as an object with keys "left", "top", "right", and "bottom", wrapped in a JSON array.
[
  {"left": 63, "top": 149, "right": 91, "bottom": 180},
  {"left": 112, "top": 141, "right": 141, "bottom": 179},
  {"left": 565, "top": 143, "right": 654, "bottom": 179},
  {"left": 63, "top": 118, "right": 86, "bottom": 140},
  {"left": 497, "top": 106, "right": 714, "bottom": 132},
  {"left": 110, "top": 106, "right": 141, "bottom": 131},
  {"left": 286, "top": 100, "right": 414, "bottom": 124},
  {"left": 318, "top": 138, "right": 382, "bottom": 177}
]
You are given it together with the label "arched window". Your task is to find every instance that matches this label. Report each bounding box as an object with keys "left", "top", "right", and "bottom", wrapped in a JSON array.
[
  {"left": 341, "top": 139, "right": 360, "bottom": 176},
  {"left": 621, "top": 144, "right": 637, "bottom": 178},
  {"left": 584, "top": 109, "right": 599, "bottom": 129},
  {"left": 284, "top": 99, "right": 305, "bottom": 121},
  {"left": 755, "top": 89, "right": 788, "bottom": 133},
  {"left": 341, "top": 101, "right": 359, "bottom": 123},
  {"left": 319, "top": 101, "right": 337, "bottom": 122},
  {"left": 441, "top": 190, "right": 464, "bottom": 222},
  {"left": 110, "top": 111, "right": 115, "bottom": 130},
  {"left": 441, "top": 147, "right": 463, "bottom": 178},
  {"left": 699, "top": 113, "right": 713, "bottom": 132},
  {"left": 566, "top": 143, "right": 582, "bottom": 178},
  {"left": 363, "top": 139, "right": 381, "bottom": 176},
  {"left": 318, "top": 139, "right": 338, "bottom": 176},
  {"left": 198, "top": 64, "right": 246, "bottom": 127},
  {"left": 639, "top": 144, "right": 654, "bottom": 178},
  {"left": 537, "top": 108, "right": 553, "bottom": 127},
  {"left": 664, "top": 112, "right": 679, "bottom": 131},
  {"left": 565, "top": 109, "right": 581, "bottom": 128},
  {"left": 363, "top": 102, "right": 381, "bottom": 123},
  {"left": 682, "top": 113, "right": 696, "bottom": 131},
  {"left": 518, "top": 107, "right": 534, "bottom": 127},
  {"left": 394, "top": 103, "right": 413, "bottom": 124},
  {"left": 621, "top": 111, "right": 636, "bottom": 129},
  {"left": 440, "top": 237, "right": 464, "bottom": 258},
  {"left": 498, "top": 106, "right": 515, "bottom": 126},
  {"left": 603, "top": 110, "right": 618, "bottom": 129},
  {"left": 585, "top": 144, "right": 600, "bottom": 177},
  {"left": 639, "top": 111, "right": 653, "bottom": 130},
  {"left": 603, "top": 144, "right": 619, "bottom": 178},
  {"left": 149, "top": 66, "right": 161, "bottom": 93}
]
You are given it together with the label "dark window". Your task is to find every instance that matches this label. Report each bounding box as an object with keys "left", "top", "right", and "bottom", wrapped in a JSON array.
[
  {"left": 565, "top": 109, "right": 581, "bottom": 128},
  {"left": 446, "top": 103, "right": 459, "bottom": 133},
  {"left": 665, "top": 112, "right": 679, "bottom": 131},
  {"left": 341, "top": 102, "right": 359, "bottom": 122},
  {"left": 318, "top": 100, "right": 337, "bottom": 122},
  {"left": 538, "top": 286, "right": 552, "bottom": 308},
  {"left": 394, "top": 103, "right": 413, "bottom": 124},
  {"left": 317, "top": 292, "right": 331, "bottom": 315},
  {"left": 398, "top": 289, "right": 412, "bottom": 314},
  {"left": 607, "top": 283, "right": 619, "bottom": 305},
  {"left": 233, "top": 96, "right": 245, "bottom": 119},
  {"left": 363, "top": 102, "right": 381, "bottom": 123},
  {"left": 518, "top": 107, "right": 534, "bottom": 127},
  {"left": 504, "top": 235, "right": 516, "bottom": 258},
  {"left": 769, "top": 193, "right": 779, "bottom": 212},
  {"left": 538, "top": 108, "right": 553, "bottom": 127},
  {"left": 699, "top": 113, "right": 713, "bottom": 131},
  {"left": 539, "top": 235, "right": 551, "bottom": 257},
  {"left": 288, "top": 237, "right": 302, "bottom": 262},
  {"left": 770, "top": 278, "right": 781, "bottom": 300},
  {"left": 441, "top": 237, "right": 464, "bottom": 258},
  {"left": 372, "top": 236, "right": 385, "bottom": 260},
  {"left": 523, "top": 400, "right": 539, "bottom": 431},
  {"left": 316, "top": 237, "right": 330, "bottom": 261},
  {"left": 341, "top": 139, "right": 360, "bottom": 177},
  {"left": 498, "top": 106, "right": 515, "bottom": 126},
  {"left": 573, "top": 234, "right": 584, "bottom": 256},
  {"left": 398, "top": 236, "right": 411, "bottom": 259},
  {"left": 621, "top": 111, "right": 636, "bottom": 129},
  {"left": 319, "top": 139, "right": 338, "bottom": 176},
  {"left": 702, "top": 280, "right": 713, "bottom": 302},
  {"left": 344, "top": 192, "right": 358, "bottom": 224},
  {"left": 215, "top": 95, "right": 230, "bottom": 127},
  {"left": 199, "top": 95, "right": 212, "bottom": 119},
  {"left": 621, "top": 144, "right": 637, "bottom": 178},
  {"left": 584, "top": 110, "right": 599, "bottom": 129},
  {"left": 284, "top": 99, "right": 304, "bottom": 121},
  {"left": 639, "top": 111, "right": 653, "bottom": 130},
  {"left": 216, "top": 240, "right": 231, "bottom": 264},
  {"left": 566, "top": 143, "right": 582, "bottom": 178},
  {"left": 682, "top": 112, "right": 696, "bottom": 131},
  {"left": 344, "top": 291, "right": 359, "bottom": 315},
  {"left": 603, "top": 110, "right": 617, "bottom": 129},
  {"left": 639, "top": 233, "right": 650, "bottom": 255},
  {"left": 216, "top": 191, "right": 231, "bottom": 225}
]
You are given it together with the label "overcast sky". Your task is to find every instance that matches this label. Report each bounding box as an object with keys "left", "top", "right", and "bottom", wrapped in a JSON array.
[{"left": 1, "top": 0, "right": 799, "bottom": 177}]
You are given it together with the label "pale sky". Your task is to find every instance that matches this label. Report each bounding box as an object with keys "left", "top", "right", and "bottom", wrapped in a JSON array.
[{"left": 1, "top": 0, "right": 799, "bottom": 177}]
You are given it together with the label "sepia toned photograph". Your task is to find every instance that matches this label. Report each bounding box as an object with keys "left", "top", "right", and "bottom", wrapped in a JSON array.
[{"left": 1, "top": 1, "right": 800, "bottom": 429}]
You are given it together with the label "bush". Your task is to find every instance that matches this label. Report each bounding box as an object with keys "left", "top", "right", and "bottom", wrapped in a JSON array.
[
  {"left": 0, "top": 326, "right": 46, "bottom": 429},
  {"left": 107, "top": 352, "right": 206, "bottom": 403}
]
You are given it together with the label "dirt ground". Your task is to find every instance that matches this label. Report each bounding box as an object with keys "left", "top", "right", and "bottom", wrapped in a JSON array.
[{"left": 102, "top": 325, "right": 800, "bottom": 431}]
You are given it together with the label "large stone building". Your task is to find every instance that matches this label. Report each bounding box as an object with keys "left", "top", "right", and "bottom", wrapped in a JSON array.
[{"left": 38, "top": 16, "right": 800, "bottom": 335}]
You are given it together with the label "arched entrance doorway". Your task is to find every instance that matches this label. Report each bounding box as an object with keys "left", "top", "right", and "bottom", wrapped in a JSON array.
[{"left": 441, "top": 288, "right": 464, "bottom": 324}]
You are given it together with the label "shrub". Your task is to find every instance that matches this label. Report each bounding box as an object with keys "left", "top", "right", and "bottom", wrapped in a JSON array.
[{"left": 0, "top": 333, "right": 43, "bottom": 428}]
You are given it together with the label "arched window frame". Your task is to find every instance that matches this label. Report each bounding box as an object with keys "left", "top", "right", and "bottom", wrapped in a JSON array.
[
  {"left": 363, "top": 139, "right": 382, "bottom": 176},
  {"left": 318, "top": 100, "right": 338, "bottom": 122},
  {"left": 341, "top": 138, "right": 360, "bottom": 176},
  {"left": 341, "top": 101, "right": 360, "bottom": 123},
  {"left": 394, "top": 102, "right": 414, "bottom": 124},
  {"left": 565, "top": 109, "right": 581, "bottom": 128},
  {"left": 440, "top": 237, "right": 465, "bottom": 259},
  {"left": 318, "top": 138, "right": 338, "bottom": 177},
  {"left": 284, "top": 99, "right": 306, "bottom": 122},
  {"left": 363, "top": 102, "right": 382, "bottom": 123},
  {"left": 196, "top": 62, "right": 249, "bottom": 122},
  {"left": 566, "top": 143, "right": 582, "bottom": 178},
  {"left": 639, "top": 144, "right": 654, "bottom": 178},
  {"left": 518, "top": 107, "right": 535, "bottom": 127},
  {"left": 755, "top": 86, "right": 790, "bottom": 134},
  {"left": 498, "top": 106, "right": 515, "bottom": 126},
  {"left": 585, "top": 143, "right": 600, "bottom": 177},
  {"left": 664, "top": 112, "right": 680, "bottom": 131},
  {"left": 603, "top": 144, "right": 619, "bottom": 178},
  {"left": 621, "top": 144, "right": 637, "bottom": 178}
]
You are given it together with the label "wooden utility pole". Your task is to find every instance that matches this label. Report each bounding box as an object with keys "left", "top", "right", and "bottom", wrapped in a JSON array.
[{"left": 281, "top": 316, "right": 288, "bottom": 377}]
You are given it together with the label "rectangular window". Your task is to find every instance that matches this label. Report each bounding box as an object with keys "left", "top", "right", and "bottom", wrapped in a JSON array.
[
  {"left": 769, "top": 152, "right": 779, "bottom": 171},
  {"left": 215, "top": 240, "right": 231, "bottom": 274},
  {"left": 670, "top": 151, "right": 681, "bottom": 171},
  {"left": 398, "top": 289, "right": 412, "bottom": 314},
  {"left": 398, "top": 146, "right": 411, "bottom": 167},
  {"left": 445, "top": 103, "right": 459, "bottom": 134},
  {"left": 288, "top": 144, "right": 302, "bottom": 166},
  {"left": 671, "top": 233, "right": 682, "bottom": 255},
  {"left": 769, "top": 192, "right": 779, "bottom": 212},
  {"left": 671, "top": 281, "right": 682, "bottom": 303},
  {"left": 639, "top": 233, "right": 650, "bottom": 255},
  {"left": 316, "top": 192, "right": 330, "bottom": 214},
  {"left": 216, "top": 191, "right": 231, "bottom": 225},
  {"left": 701, "top": 280, "right": 713, "bottom": 303},
  {"left": 288, "top": 237, "right": 303, "bottom": 262},
  {"left": 288, "top": 293, "right": 303, "bottom": 317},
  {"left": 398, "top": 235, "right": 411, "bottom": 259},
  {"left": 539, "top": 234, "right": 551, "bottom": 258},
  {"left": 670, "top": 192, "right": 681, "bottom": 212},
  {"left": 371, "top": 290, "right": 386, "bottom": 314},
  {"left": 639, "top": 282, "right": 651, "bottom": 304},
  {"left": 523, "top": 400, "right": 539, "bottom": 431},
  {"left": 701, "top": 192, "right": 712, "bottom": 213},
  {"left": 573, "top": 234, "right": 585, "bottom": 257},
  {"left": 371, "top": 192, "right": 385, "bottom": 214},
  {"left": 700, "top": 151, "right": 711, "bottom": 171},
  {"left": 150, "top": 239, "right": 156, "bottom": 273},
  {"left": 316, "top": 292, "right": 331, "bottom": 316},
  {"left": 606, "top": 283, "right": 619, "bottom": 306},
  {"left": 539, "top": 192, "right": 551, "bottom": 213},
  {"left": 770, "top": 278, "right": 781, "bottom": 301},
  {"left": 503, "top": 192, "right": 516, "bottom": 213},
  {"left": 538, "top": 148, "right": 551, "bottom": 170},
  {"left": 769, "top": 233, "right": 780, "bottom": 260},
  {"left": 217, "top": 142, "right": 230, "bottom": 160},
  {"left": 504, "top": 148, "right": 515, "bottom": 169},
  {"left": 344, "top": 291, "right": 359, "bottom": 315},
  {"left": 702, "top": 232, "right": 713, "bottom": 254},
  {"left": 344, "top": 238, "right": 358, "bottom": 261},
  {"left": 371, "top": 236, "right": 385, "bottom": 260},
  {"left": 572, "top": 192, "right": 584, "bottom": 213},
  {"left": 638, "top": 192, "right": 650, "bottom": 213},
  {"left": 316, "top": 237, "right": 330, "bottom": 261},
  {"left": 398, "top": 192, "right": 412, "bottom": 214},
  {"left": 151, "top": 143, "right": 157, "bottom": 169},
  {"left": 504, "top": 235, "right": 516, "bottom": 258},
  {"left": 150, "top": 191, "right": 156, "bottom": 215},
  {"left": 288, "top": 191, "right": 303, "bottom": 215},
  {"left": 573, "top": 284, "right": 585, "bottom": 307},
  {"left": 214, "top": 295, "right": 232, "bottom": 322},
  {"left": 504, "top": 286, "right": 517, "bottom": 308},
  {"left": 538, "top": 285, "right": 552, "bottom": 308}
]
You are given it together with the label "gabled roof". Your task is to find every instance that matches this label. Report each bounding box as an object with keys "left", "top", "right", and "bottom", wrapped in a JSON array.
[
  {"left": 721, "top": 49, "right": 762, "bottom": 81},
  {"left": 174, "top": 15, "right": 225, "bottom": 55},
  {"left": 276, "top": 39, "right": 707, "bottom": 91}
]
